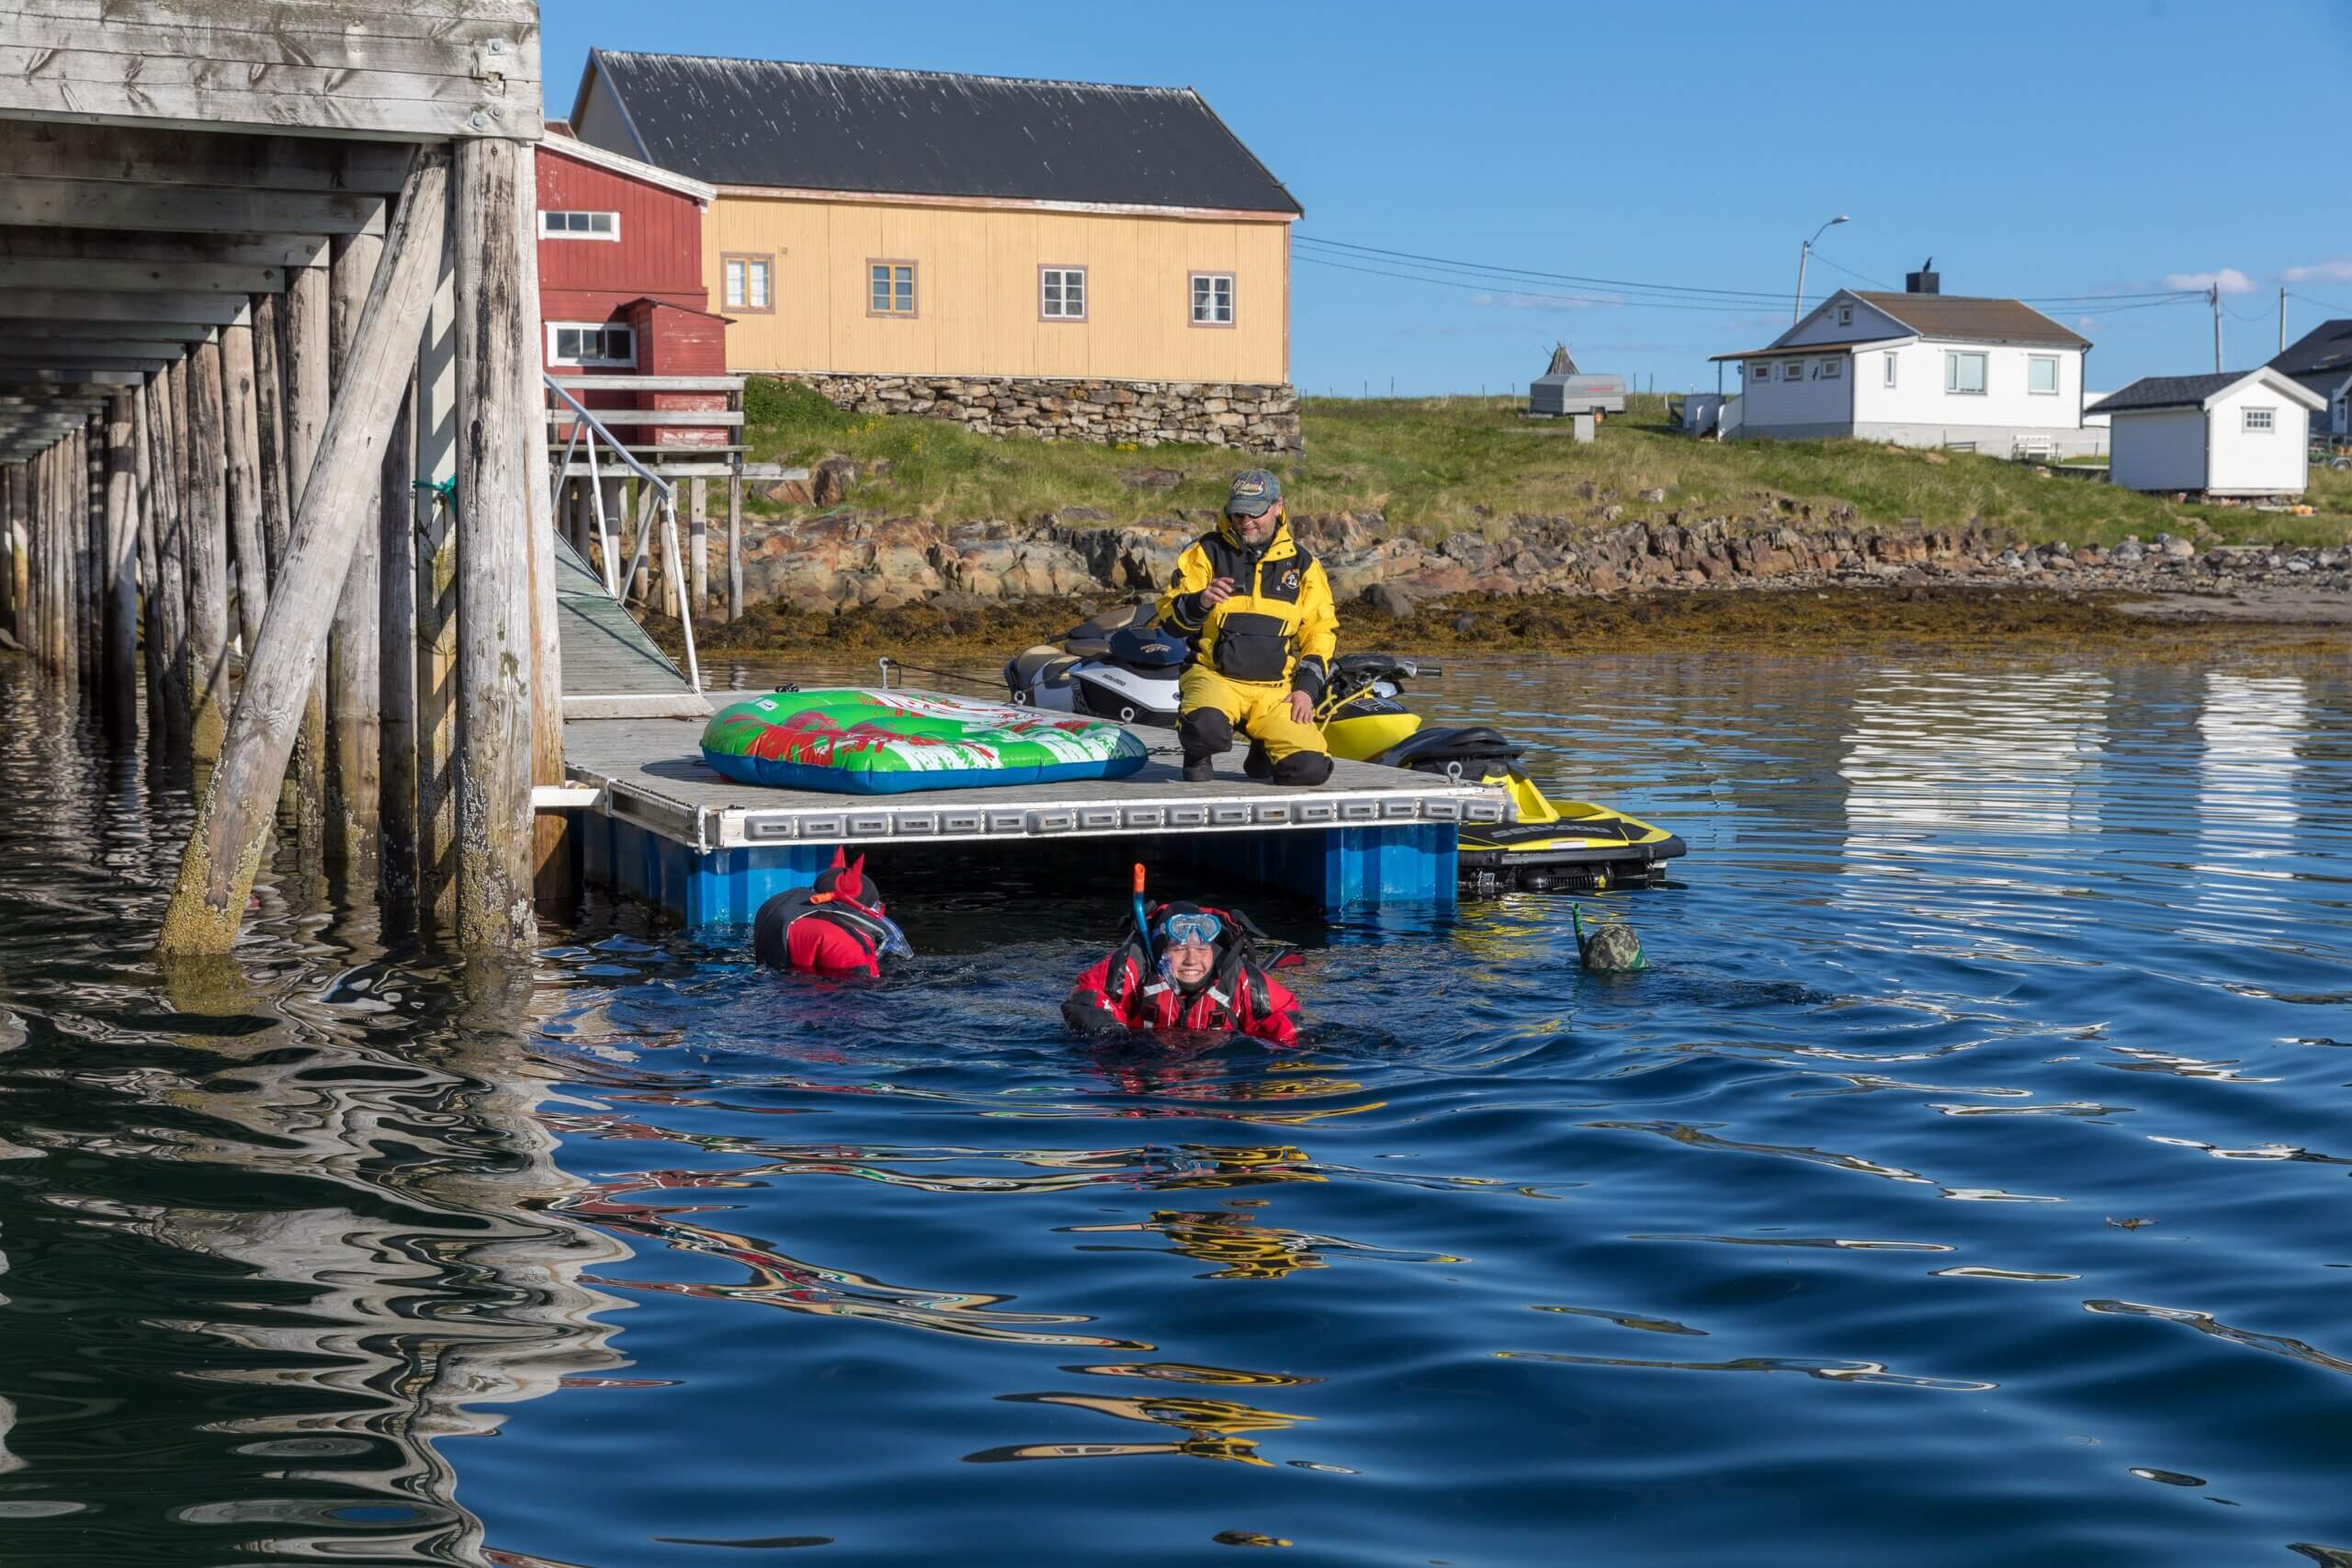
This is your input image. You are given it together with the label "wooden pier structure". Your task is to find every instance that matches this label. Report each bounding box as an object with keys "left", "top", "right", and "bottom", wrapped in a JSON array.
[{"left": 0, "top": 1, "right": 1500, "bottom": 955}]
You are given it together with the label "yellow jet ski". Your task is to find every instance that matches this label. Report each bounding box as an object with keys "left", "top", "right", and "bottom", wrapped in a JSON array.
[{"left": 1317, "top": 653, "right": 1687, "bottom": 894}]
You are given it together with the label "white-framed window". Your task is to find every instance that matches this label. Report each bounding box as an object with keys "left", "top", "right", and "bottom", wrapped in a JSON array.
[
  {"left": 1782, "top": 360, "right": 1805, "bottom": 381},
  {"left": 2243, "top": 406, "right": 2276, "bottom": 433},
  {"left": 1883, "top": 352, "right": 1898, "bottom": 388},
  {"left": 1838, "top": 303, "right": 1853, "bottom": 326},
  {"left": 546, "top": 321, "right": 635, "bottom": 367},
  {"left": 1190, "top": 272, "right": 1234, "bottom": 326},
  {"left": 1748, "top": 360, "right": 1772, "bottom": 384},
  {"left": 1041, "top": 265, "right": 1087, "bottom": 321},
  {"left": 2027, "top": 355, "right": 2059, "bottom": 395},
  {"left": 868, "top": 260, "right": 917, "bottom": 317},
  {"left": 1945, "top": 351, "right": 1987, "bottom": 395},
  {"left": 1820, "top": 356, "right": 1842, "bottom": 379},
  {"left": 723, "top": 254, "right": 773, "bottom": 311},
  {"left": 540, "top": 210, "right": 619, "bottom": 242}
]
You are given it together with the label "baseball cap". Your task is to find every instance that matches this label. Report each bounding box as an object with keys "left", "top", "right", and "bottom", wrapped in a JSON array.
[{"left": 1224, "top": 469, "right": 1282, "bottom": 517}]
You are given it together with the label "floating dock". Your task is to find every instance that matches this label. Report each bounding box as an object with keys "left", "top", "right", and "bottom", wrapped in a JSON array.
[{"left": 549, "top": 543, "right": 1505, "bottom": 924}]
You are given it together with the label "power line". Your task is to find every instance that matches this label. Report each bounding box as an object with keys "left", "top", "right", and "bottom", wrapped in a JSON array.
[
  {"left": 1806, "top": 252, "right": 1900, "bottom": 291},
  {"left": 1291, "top": 252, "right": 1771, "bottom": 314},
  {"left": 2288, "top": 288, "right": 2352, "bottom": 315},
  {"left": 1292, "top": 233, "right": 1789, "bottom": 303}
]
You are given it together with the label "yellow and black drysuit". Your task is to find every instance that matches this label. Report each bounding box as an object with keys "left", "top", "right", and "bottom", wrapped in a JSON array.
[{"left": 1156, "top": 515, "right": 1339, "bottom": 785}]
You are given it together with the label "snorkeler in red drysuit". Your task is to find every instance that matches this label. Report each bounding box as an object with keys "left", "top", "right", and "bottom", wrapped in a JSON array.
[
  {"left": 752, "top": 849, "right": 913, "bottom": 978},
  {"left": 1063, "top": 900, "right": 1300, "bottom": 1046}
]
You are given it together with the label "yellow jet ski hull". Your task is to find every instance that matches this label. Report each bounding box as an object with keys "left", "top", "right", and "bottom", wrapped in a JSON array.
[{"left": 1325, "top": 695, "right": 1685, "bottom": 893}]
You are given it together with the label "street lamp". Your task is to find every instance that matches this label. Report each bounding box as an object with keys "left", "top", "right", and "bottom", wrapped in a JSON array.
[{"left": 1792, "top": 214, "right": 1850, "bottom": 322}]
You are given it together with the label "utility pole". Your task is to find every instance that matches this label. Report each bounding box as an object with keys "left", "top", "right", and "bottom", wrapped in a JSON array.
[
  {"left": 2279, "top": 287, "right": 2288, "bottom": 355},
  {"left": 2211, "top": 285, "right": 2222, "bottom": 373}
]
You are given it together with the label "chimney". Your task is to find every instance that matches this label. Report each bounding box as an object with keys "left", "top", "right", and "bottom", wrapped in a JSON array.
[{"left": 1905, "top": 256, "right": 1939, "bottom": 295}]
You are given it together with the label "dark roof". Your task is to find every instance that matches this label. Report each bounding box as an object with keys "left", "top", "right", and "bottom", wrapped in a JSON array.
[
  {"left": 577, "top": 50, "right": 1302, "bottom": 216},
  {"left": 1850, "top": 291, "right": 2090, "bottom": 348},
  {"left": 2086, "top": 372, "right": 2252, "bottom": 413},
  {"left": 2271, "top": 318, "right": 2352, "bottom": 378}
]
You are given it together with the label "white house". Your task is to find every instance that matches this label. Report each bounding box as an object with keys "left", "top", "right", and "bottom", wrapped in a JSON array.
[
  {"left": 1712, "top": 286, "right": 2097, "bottom": 456},
  {"left": 2268, "top": 319, "right": 2352, "bottom": 437},
  {"left": 2087, "top": 368, "right": 2325, "bottom": 496}
]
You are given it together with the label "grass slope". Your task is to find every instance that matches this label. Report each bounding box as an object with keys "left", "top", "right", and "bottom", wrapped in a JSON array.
[{"left": 743, "top": 383, "right": 2352, "bottom": 549}]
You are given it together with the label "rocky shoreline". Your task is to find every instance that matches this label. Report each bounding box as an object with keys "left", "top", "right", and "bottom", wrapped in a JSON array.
[{"left": 708, "top": 498, "right": 2349, "bottom": 622}]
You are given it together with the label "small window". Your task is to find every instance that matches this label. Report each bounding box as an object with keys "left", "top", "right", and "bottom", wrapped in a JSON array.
[
  {"left": 869, "top": 260, "right": 917, "bottom": 317},
  {"left": 1748, "top": 360, "right": 1772, "bottom": 383},
  {"left": 1838, "top": 304, "right": 1853, "bottom": 326},
  {"left": 540, "top": 210, "right": 619, "bottom": 242},
  {"left": 2028, "top": 355, "right": 2059, "bottom": 395},
  {"left": 546, "top": 321, "right": 635, "bottom": 367},
  {"left": 1883, "top": 352, "right": 1898, "bottom": 388},
  {"left": 722, "top": 254, "right": 773, "bottom": 313},
  {"left": 1041, "top": 265, "right": 1087, "bottom": 321},
  {"left": 1782, "top": 360, "right": 1805, "bottom": 382},
  {"left": 1820, "top": 356, "right": 1842, "bottom": 379},
  {"left": 1946, "top": 351, "right": 1987, "bottom": 395},
  {"left": 1190, "top": 272, "right": 1235, "bottom": 327},
  {"left": 2243, "top": 406, "right": 2275, "bottom": 433}
]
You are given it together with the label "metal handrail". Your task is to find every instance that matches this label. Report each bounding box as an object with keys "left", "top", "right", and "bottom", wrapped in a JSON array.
[{"left": 544, "top": 373, "right": 699, "bottom": 694}]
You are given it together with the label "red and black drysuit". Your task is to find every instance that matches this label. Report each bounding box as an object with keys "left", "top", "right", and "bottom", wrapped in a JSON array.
[
  {"left": 752, "top": 852, "right": 900, "bottom": 978},
  {"left": 1062, "top": 906, "right": 1302, "bottom": 1047}
]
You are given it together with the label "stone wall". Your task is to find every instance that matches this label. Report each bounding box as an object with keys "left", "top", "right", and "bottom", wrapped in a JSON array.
[
  {"left": 760, "top": 371, "right": 1302, "bottom": 455},
  {"left": 682, "top": 504, "right": 2348, "bottom": 620}
]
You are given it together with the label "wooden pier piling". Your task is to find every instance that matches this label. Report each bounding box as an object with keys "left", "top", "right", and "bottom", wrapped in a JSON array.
[
  {"left": 102, "top": 391, "right": 139, "bottom": 736},
  {"left": 159, "top": 152, "right": 450, "bottom": 958},
  {"left": 451, "top": 138, "right": 542, "bottom": 952},
  {"left": 326, "top": 229, "right": 388, "bottom": 881},
  {"left": 186, "top": 338, "right": 232, "bottom": 763},
  {"left": 280, "top": 260, "right": 332, "bottom": 868},
  {"left": 222, "top": 317, "right": 268, "bottom": 658}
]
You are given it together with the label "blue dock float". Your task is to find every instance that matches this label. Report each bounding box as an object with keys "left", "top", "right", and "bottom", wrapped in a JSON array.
[{"left": 561, "top": 715, "right": 1492, "bottom": 926}]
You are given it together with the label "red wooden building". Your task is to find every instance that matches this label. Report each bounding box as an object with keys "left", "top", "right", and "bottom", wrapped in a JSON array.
[{"left": 537, "top": 127, "right": 731, "bottom": 450}]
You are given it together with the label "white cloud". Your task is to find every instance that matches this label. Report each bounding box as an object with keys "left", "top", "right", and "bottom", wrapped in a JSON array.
[
  {"left": 2162, "top": 267, "right": 2254, "bottom": 295},
  {"left": 1469, "top": 291, "right": 1605, "bottom": 310},
  {"left": 2283, "top": 259, "right": 2352, "bottom": 286}
]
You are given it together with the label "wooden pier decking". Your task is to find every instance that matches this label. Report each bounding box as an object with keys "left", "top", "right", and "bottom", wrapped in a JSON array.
[{"left": 549, "top": 556, "right": 1504, "bottom": 919}]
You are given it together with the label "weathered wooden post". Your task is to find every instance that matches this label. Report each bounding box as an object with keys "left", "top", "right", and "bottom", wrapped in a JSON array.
[
  {"left": 153, "top": 367, "right": 192, "bottom": 746},
  {"left": 221, "top": 316, "right": 268, "bottom": 658},
  {"left": 250, "top": 293, "right": 292, "bottom": 582},
  {"left": 379, "top": 373, "right": 419, "bottom": 911},
  {"left": 157, "top": 152, "right": 449, "bottom": 958},
  {"left": 102, "top": 392, "right": 141, "bottom": 737},
  {"left": 0, "top": 462, "right": 17, "bottom": 647},
  {"left": 281, "top": 262, "right": 332, "bottom": 864},
  {"left": 327, "top": 229, "right": 388, "bottom": 880},
  {"left": 186, "top": 340, "right": 233, "bottom": 763},
  {"left": 727, "top": 468, "right": 743, "bottom": 622},
  {"left": 452, "top": 137, "right": 544, "bottom": 950},
  {"left": 133, "top": 384, "right": 164, "bottom": 719},
  {"left": 84, "top": 416, "right": 104, "bottom": 692},
  {"left": 689, "top": 477, "right": 708, "bottom": 609},
  {"left": 413, "top": 239, "right": 460, "bottom": 934}
]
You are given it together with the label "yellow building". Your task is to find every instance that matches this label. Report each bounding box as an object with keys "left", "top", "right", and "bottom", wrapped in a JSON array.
[{"left": 570, "top": 51, "right": 1304, "bottom": 451}]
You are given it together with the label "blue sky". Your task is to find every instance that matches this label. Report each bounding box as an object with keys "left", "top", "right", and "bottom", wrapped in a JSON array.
[{"left": 541, "top": 1, "right": 2352, "bottom": 396}]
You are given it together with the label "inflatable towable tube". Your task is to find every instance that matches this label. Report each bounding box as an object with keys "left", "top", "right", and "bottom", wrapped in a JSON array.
[{"left": 701, "top": 688, "right": 1148, "bottom": 795}]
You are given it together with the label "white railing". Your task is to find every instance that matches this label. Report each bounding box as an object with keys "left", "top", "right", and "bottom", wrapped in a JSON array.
[{"left": 544, "top": 373, "right": 699, "bottom": 694}]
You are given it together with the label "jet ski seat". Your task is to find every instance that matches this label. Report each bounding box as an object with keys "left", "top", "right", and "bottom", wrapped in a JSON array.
[{"left": 1009, "top": 647, "right": 1079, "bottom": 691}]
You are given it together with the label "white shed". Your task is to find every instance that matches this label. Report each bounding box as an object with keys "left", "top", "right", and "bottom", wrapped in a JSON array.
[{"left": 2086, "top": 369, "right": 2326, "bottom": 496}]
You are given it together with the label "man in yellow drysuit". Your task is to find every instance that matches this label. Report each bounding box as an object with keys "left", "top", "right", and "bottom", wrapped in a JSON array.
[{"left": 1157, "top": 470, "right": 1338, "bottom": 786}]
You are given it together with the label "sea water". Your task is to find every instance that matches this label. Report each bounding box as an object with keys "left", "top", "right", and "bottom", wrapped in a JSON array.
[{"left": 0, "top": 648, "right": 2346, "bottom": 1565}]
